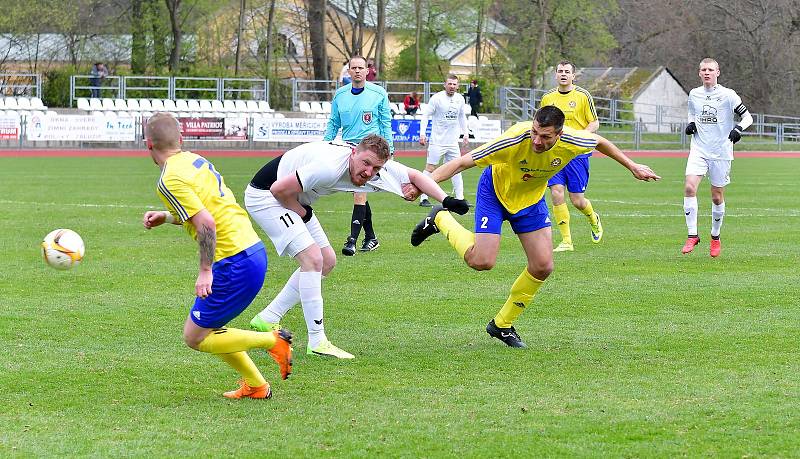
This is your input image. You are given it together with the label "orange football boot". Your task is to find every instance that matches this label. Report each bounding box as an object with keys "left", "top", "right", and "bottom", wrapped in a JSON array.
[
  {"left": 681, "top": 236, "right": 700, "bottom": 254},
  {"left": 223, "top": 380, "right": 272, "bottom": 400},
  {"left": 268, "top": 329, "right": 293, "bottom": 380},
  {"left": 710, "top": 238, "right": 721, "bottom": 258}
]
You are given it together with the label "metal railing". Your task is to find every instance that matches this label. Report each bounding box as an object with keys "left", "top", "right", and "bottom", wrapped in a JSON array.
[
  {"left": 290, "top": 78, "right": 471, "bottom": 110},
  {"left": 0, "top": 73, "right": 42, "bottom": 97},
  {"left": 70, "top": 75, "right": 271, "bottom": 106}
]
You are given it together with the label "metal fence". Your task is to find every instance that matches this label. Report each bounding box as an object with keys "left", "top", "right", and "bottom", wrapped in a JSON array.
[
  {"left": 0, "top": 73, "right": 42, "bottom": 97},
  {"left": 69, "top": 75, "right": 270, "bottom": 106},
  {"left": 290, "top": 79, "right": 470, "bottom": 110}
]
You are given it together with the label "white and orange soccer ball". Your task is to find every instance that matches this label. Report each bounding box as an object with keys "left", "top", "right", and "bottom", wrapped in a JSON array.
[{"left": 41, "top": 229, "right": 85, "bottom": 270}]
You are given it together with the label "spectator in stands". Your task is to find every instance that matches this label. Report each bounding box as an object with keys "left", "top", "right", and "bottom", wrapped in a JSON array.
[
  {"left": 338, "top": 61, "right": 352, "bottom": 86},
  {"left": 89, "top": 62, "right": 108, "bottom": 98},
  {"left": 466, "top": 79, "right": 483, "bottom": 116},
  {"left": 404, "top": 91, "right": 420, "bottom": 115},
  {"left": 366, "top": 59, "right": 377, "bottom": 82}
]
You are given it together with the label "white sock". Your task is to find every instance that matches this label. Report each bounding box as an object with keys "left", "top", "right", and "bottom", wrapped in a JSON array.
[
  {"left": 452, "top": 172, "right": 464, "bottom": 200},
  {"left": 299, "top": 270, "right": 325, "bottom": 348},
  {"left": 684, "top": 196, "right": 698, "bottom": 236},
  {"left": 259, "top": 268, "right": 301, "bottom": 323},
  {"left": 711, "top": 202, "right": 725, "bottom": 237},
  {"left": 419, "top": 169, "right": 432, "bottom": 201}
]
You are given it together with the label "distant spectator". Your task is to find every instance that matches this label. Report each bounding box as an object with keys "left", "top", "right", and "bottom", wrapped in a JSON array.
[
  {"left": 466, "top": 79, "right": 483, "bottom": 116},
  {"left": 338, "top": 61, "right": 351, "bottom": 86},
  {"left": 403, "top": 91, "right": 420, "bottom": 115},
  {"left": 366, "top": 59, "right": 377, "bottom": 81},
  {"left": 89, "top": 62, "right": 108, "bottom": 98}
]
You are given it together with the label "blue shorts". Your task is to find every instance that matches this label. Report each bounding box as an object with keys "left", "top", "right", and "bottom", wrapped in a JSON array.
[
  {"left": 475, "top": 167, "right": 552, "bottom": 235},
  {"left": 547, "top": 154, "right": 591, "bottom": 193},
  {"left": 190, "top": 242, "right": 267, "bottom": 329}
]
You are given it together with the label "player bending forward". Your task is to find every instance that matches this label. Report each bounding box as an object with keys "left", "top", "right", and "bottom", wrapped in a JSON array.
[
  {"left": 411, "top": 106, "right": 660, "bottom": 348},
  {"left": 245, "top": 134, "right": 469, "bottom": 358}
]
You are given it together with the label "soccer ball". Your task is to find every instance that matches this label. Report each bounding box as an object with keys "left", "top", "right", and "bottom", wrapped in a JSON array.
[{"left": 41, "top": 229, "right": 85, "bottom": 270}]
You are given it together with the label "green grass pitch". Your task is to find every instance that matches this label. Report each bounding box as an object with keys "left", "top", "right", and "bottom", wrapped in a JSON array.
[{"left": 1, "top": 154, "right": 799, "bottom": 456}]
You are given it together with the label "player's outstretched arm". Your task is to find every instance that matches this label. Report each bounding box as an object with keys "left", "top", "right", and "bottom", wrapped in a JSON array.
[
  {"left": 188, "top": 209, "right": 216, "bottom": 299},
  {"left": 595, "top": 135, "right": 661, "bottom": 182},
  {"left": 143, "top": 210, "right": 179, "bottom": 229},
  {"left": 431, "top": 153, "right": 476, "bottom": 183},
  {"left": 404, "top": 168, "right": 469, "bottom": 215}
]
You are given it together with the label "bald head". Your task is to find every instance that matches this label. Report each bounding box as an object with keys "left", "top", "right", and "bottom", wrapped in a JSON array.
[{"left": 146, "top": 113, "right": 182, "bottom": 152}]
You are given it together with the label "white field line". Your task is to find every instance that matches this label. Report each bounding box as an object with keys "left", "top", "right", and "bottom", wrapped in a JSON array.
[{"left": 1, "top": 198, "right": 797, "bottom": 218}]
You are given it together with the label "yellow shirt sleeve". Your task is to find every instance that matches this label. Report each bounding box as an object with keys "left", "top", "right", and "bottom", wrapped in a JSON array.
[{"left": 158, "top": 173, "right": 203, "bottom": 223}]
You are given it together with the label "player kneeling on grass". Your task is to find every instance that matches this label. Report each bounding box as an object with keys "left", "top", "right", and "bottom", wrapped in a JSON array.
[
  {"left": 245, "top": 134, "right": 469, "bottom": 359},
  {"left": 142, "top": 113, "right": 293, "bottom": 400},
  {"left": 410, "top": 106, "right": 660, "bottom": 348}
]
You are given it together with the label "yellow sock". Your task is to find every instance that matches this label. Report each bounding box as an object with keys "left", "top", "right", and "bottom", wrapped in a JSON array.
[
  {"left": 553, "top": 203, "right": 572, "bottom": 243},
  {"left": 196, "top": 327, "right": 277, "bottom": 354},
  {"left": 217, "top": 352, "right": 267, "bottom": 387},
  {"left": 434, "top": 211, "right": 475, "bottom": 260},
  {"left": 580, "top": 199, "right": 598, "bottom": 225},
  {"left": 494, "top": 269, "right": 544, "bottom": 328}
]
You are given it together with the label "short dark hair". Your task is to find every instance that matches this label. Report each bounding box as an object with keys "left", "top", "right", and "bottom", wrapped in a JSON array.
[
  {"left": 471, "top": 79, "right": 478, "bottom": 84},
  {"left": 357, "top": 134, "right": 390, "bottom": 160},
  {"left": 557, "top": 60, "right": 575, "bottom": 73},
  {"left": 534, "top": 106, "right": 565, "bottom": 131},
  {"left": 446, "top": 74, "right": 459, "bottom": 81},
  {"left": 349, "top": 55, "right": 367, "bottom": 66}
]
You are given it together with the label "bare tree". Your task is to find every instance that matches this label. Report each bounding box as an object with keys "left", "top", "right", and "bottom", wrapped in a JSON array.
[
  {"left": 235, "top": 0, "right": 247, "bottom": 76},
  {"left": 375, "top": 0, "right": 386, "bottom": 74},
  {"left": 414, "top": 0, "right": 421, "bottom": 81},
  {"left": 307, "top": 0, "right": 329, "bottom": 88},
  {"left": 165, "top": 0, "right": 183, "bottom": 72}
]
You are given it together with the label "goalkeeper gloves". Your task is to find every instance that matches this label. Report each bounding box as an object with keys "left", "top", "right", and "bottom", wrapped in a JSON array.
[
  {"left": 442, "top": 196, "right": 469, "bottom": 215},
  {"left": 301, "top": 205, "right": 314, "bottom": 223},
  {"left": 685, "top": 122, "right": 697, "bottom": 135},
  {"left": 728, "top": 126, "right": 743, "bottom": 144}
]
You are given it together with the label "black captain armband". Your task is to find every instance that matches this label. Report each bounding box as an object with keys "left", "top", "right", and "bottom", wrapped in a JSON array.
[
  {"left": 442, "top": 196, "right": 469, "bottom": 215},
  {"left": 301, "top": 205, "right": 314, "bottom": 223},
  {"left": 685, "top": 122, "right": 697, "bottom": 135},
  {"left": 728, "top": 126, "right": 743, "bottom": 144}
]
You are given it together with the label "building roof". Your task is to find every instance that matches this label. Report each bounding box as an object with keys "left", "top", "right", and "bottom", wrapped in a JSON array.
[
  {"left": 545, "top": 66, "right": 685, "bottom": 99},
  {"left": 327, "top": 0, "right": 512, "bottom": 35}
]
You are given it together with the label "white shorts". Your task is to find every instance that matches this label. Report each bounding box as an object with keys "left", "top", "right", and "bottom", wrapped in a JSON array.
[
  {"left": 685, "top": 154, "right": 731, "bottom": 187},
  {"left": 427, "top": 144, "right": 461, "bottom": 166},
  {"left": 244, "top": 185, "right": 331, "bottom": 257}
]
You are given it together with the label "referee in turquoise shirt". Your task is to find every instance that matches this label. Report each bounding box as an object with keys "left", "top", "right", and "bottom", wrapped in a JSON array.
[{"left": 324, "top": 55, "right": 394, "bottom": 256}]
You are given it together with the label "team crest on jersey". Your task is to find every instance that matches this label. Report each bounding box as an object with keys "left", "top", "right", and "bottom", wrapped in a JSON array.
[
  {"left": 362, "top": 111, "right": 373, "bottom": 124},
  {"left": 569, "top": 101, "right": 577, "bottom": 108},
  {"left": 522, "top": 173, "right": 532, "bottom": 181},
  {"left": 550, "top": 158, "right": 562, "bottom": 167},
  {"left": 700, "top": 105, "right": 718, "bottom": 123}
]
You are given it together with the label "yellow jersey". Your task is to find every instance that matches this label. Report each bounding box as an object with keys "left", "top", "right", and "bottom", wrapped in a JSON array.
[
  {"left": 539, "top": 85, "right": 597, "bottom": 130},
  {"left": 157, "top": 151, "right": 260, "bottom": 261},
  {"left": 471, "top": 122, "right": 597, "bottom": 213}
]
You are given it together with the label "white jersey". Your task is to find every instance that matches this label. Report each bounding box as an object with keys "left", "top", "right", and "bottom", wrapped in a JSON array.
[
  {"left": 688, "top": 84, "right": 746, "bottom": 160},
  {"left": 420, "top": 91, "right": 468, "bottom": 146},
  {"left": 276, "top": 141, "right": 409, "bottom": 204}
]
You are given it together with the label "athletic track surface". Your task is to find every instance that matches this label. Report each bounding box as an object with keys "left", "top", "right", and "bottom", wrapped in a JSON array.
[{"left": 0, "top": 149, "right": 798, "bottom": 158}]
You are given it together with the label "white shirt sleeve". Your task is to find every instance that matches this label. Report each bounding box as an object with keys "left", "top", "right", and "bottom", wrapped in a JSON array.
[{"left": 365, "top": 159, "right": 410, "bottom": 196}]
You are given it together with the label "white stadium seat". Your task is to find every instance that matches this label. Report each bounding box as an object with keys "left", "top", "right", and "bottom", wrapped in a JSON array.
[
  {"left": 113, "top": 99, "right": 128, "bottom": 111},
  {"left": 198, "top": 100, "right": 213, "bottom": 112},
  {"left": 30, "top": 97, "right": 47, "bottom": 110},
  {"left": 298, "top": 101, "right": 312, "bottom": 113},
  {"left": 257, "top": 101, "right": 273, "bottom": 113},
  {"left": 478, "top": 115, "right": 488, "bottom": 121},
  {"left": 262, "top": 112, "right": 274, "bottom": 119},
  {"left": 4, "top": 98, "right": 19, "bottom": 109},
  {"left": 175, "top": 99, "right": 189, "bottom": 112},
  {"left": 234, "top": 100, "right": 249, "bottom": 113},
  {"left": 89, "top": 98, "right": 103, "bottom": 111},
  {"left": 137, "top": 99, "right": 152, "bottom": 111},
  {"left": 101, "top": 98, "right": 115, "bottom": 110},
  {"left": 0, "top": 99, "right": 5, "bottom": 109},
  {"left": 309, "top": 102, "right": 324, "bottom": 113},
  {"left": 211, "top": 100, "right": 225, "bottom": 112},
  {"left": 77, "top": 98, "right": 91, "bottom": 111},
  {"left": 126, "top": 99, "right": 140, "bottom": 111},
  {"left": 17, "top": 97, "right": 32, "bottom": 110},
  {"left": 245, "top": 100, "right": 260, "bottom": 112},
  {"left": 273, "top": 112, "right": 285, "bottom": 118},
  {"left": 163, "top": 99, "right": 177, "bottom": 112},
  {"left": 186, "top": 100, "right": 201, "bottom": 112},
  {"left": 150, "top": 99, "right": 165, "bottom": 111},
  {"left": 223, "top": 100, "right": 237, "bottom": 112}
]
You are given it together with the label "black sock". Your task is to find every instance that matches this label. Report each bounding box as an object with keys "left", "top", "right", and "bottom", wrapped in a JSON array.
[
  {"left": 363, "top": 202, "right": 376, "bottom": 240},
  {"left": 350, "top": 204, "right": 366, "bottom": 239},
  {"left": 711, "top": 235, "right": 720, "bottom": 240}
]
